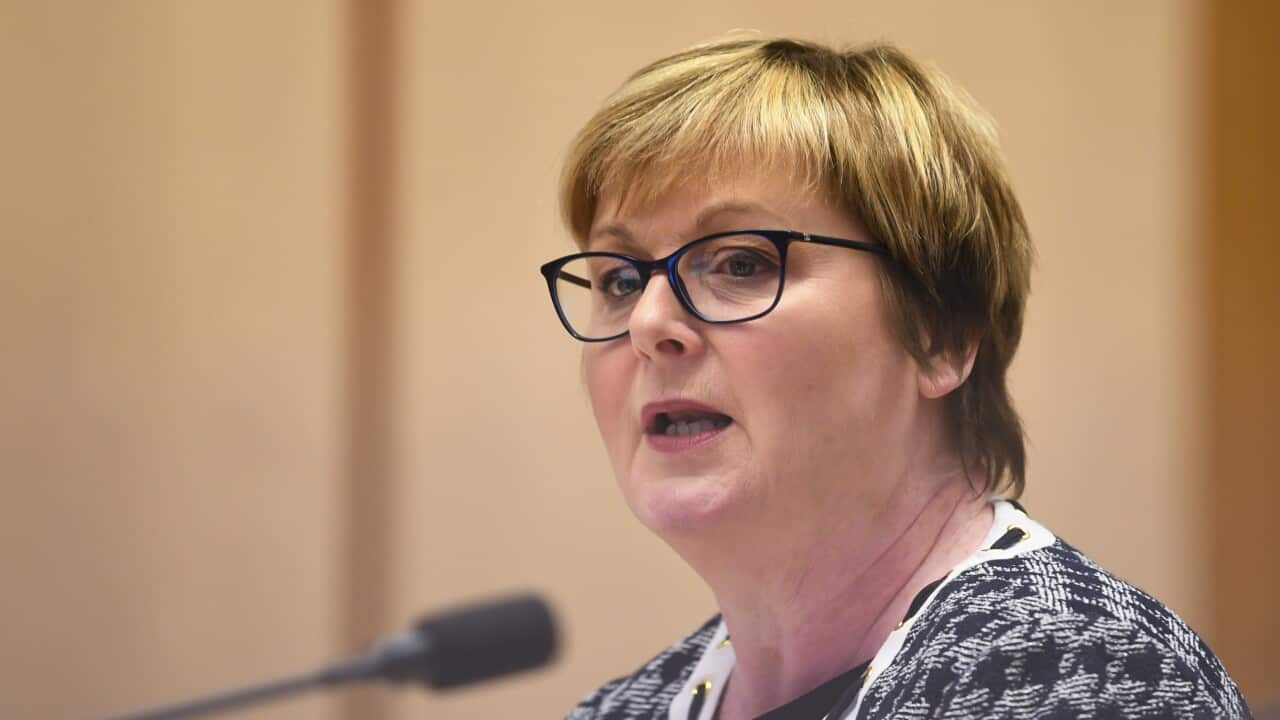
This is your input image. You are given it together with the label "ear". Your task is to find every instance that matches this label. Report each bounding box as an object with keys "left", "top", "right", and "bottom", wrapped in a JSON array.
[{"left": 917, "top": 340, "right": 979, "bottom": 400}]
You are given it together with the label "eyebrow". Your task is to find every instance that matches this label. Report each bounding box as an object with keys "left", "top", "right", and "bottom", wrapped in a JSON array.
[
  {"left": 587, "top": 199, "right": 787, "bottom": 253},
  {"left": 587, "top": 224, "right": 644, "bottom": 254},
  {"left": 692, "top": 200, "right": 786, "bottom": 232}
]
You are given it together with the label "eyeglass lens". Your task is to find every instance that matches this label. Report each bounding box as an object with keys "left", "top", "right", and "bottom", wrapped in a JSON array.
[{"left": 552, "top": 233, "right": 783, "bottom": 340}]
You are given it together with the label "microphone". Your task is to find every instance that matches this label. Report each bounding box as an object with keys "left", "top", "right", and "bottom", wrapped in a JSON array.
[{"left": 110, "top": 593, "right": 558, "bottom": 720}]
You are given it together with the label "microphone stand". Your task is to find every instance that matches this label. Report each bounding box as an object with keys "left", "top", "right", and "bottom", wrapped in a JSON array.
[
  {"left": 106, "top": 593, "right": 554, "bottom": 720},
  {"left": 109, "top": 647, "right": 392, "bottom": 720}
]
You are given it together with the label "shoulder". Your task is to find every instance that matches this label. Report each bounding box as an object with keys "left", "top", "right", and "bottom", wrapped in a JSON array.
[
  {"left": 858, "top": 539, "right": 1252, "bottom": 719},
  {"left": 566, "top": 615, "right": 720, "bottom": 720},
  {"left": 928, "top": 539, "right": 1226, "bottom": 676}
]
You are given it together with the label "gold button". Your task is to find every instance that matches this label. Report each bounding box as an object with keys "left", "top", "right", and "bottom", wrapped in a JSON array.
[
  {"left": 692, "top": 678, "right": 713, "bottom": 697},
  {"left": 717, "top": 636, "right": 732, "bottom": 649},
  {"left": 1006, "top": 524, "right": 1030, "bottom": 542}
]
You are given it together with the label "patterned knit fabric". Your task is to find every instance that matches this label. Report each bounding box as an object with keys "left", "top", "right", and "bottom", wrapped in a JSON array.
[
  {"left": 566, "top": 539, "right": 1252, "bottom": 719},
  {"left": 567, "top": 616, "right": 721, "bottom": 720}
]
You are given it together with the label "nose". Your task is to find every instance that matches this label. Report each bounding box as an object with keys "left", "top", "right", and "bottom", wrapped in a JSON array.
[{"left": 627, "top": 271, "right": 704, "bottom": 359}]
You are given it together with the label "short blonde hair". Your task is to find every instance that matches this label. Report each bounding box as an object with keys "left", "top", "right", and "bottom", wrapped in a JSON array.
[{"left": 561, "top": 34, "right": 1033, "bottom": 497}]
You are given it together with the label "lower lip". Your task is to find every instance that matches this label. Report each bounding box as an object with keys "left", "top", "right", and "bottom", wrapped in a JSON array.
[{"left": 644, "top": 424, "right": 730, "bottom": 453}]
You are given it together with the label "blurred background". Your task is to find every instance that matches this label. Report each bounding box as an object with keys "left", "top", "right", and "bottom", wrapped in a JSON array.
[{"left": 1, "top": 0, "right": 1275, "bottom": 717}]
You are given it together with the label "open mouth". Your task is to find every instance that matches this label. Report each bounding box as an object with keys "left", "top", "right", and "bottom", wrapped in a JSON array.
[{"left": 648, "top": 410, "right": 734, "bottom": 437}]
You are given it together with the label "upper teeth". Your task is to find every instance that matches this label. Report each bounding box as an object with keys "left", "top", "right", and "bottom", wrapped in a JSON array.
[{"left": 666, "top": 419, "right": 717, "bottom": 436}]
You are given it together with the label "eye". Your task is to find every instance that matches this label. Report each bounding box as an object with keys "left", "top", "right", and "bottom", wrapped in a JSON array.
[
  {"left": 599, "top": 266, "right": 643, "bottom": 298},
  {"left": 710, "top": 247, "right": 777, "bottom": 278},
  {"left": 724, "top": 252, "right": 761, "bottom": 277}
]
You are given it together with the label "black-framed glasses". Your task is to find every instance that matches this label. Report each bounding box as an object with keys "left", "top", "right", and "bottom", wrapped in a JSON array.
[{"left": 538, "top": 229, "right": 890, "bottom": 342}]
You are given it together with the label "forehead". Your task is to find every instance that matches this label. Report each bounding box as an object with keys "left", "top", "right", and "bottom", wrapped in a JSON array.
[{"left": 587, "top": 170, "right": 832, "bottom": 253}]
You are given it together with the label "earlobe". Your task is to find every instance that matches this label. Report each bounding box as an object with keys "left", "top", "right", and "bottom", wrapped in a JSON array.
[{"left": 917, "top": 341, "right": 979, "bottom": 400}]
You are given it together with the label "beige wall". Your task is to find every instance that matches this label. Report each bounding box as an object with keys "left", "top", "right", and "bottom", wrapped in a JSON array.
[
  {"left": 0, "top": 3, "right": 348, "bottom": 718},
  {"left": 3, "top": 1, "right": 1259, "bottom": 718}
]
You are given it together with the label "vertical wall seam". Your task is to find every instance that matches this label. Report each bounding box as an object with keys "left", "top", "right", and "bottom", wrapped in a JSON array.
[
  {"left": 342, "top": 0, "right": 397, "bottom": 717},
  {"left": 1207, "top": 0, "right": 1280, "bottom": 704}
]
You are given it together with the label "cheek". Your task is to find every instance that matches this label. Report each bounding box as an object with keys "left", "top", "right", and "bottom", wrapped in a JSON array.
[
  {"left": 749, "top": 303, "right": 912, "bottom": 454},
  {"left": 583, "top": 347, "right": 632, "bottom": 453}
]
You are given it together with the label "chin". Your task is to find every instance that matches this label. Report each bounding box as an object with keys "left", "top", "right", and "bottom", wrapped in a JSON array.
[{"left": 623, "top": 472, "right": 744, "bottom": 537}]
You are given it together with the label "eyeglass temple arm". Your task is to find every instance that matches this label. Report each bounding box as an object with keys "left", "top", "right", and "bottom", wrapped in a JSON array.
[
  {"left": 556, "top": 270, "right": 592, "bottom": 289},
  {"left": 798, "top": 233, "right": 891, "bottom": 257}
]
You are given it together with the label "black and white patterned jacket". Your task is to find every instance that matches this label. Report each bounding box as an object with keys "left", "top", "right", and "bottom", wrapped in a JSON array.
[{"left": 567, "top": 501, "right": 1253, "bottom": 719}]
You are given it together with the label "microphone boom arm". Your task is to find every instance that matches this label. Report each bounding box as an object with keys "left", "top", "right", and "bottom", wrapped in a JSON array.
[{"left": 106, "top": 593, "right": 556, "bottom": 720}]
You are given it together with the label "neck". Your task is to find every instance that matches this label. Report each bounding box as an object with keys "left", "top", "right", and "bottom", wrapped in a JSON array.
[{"left": 678, "top": 469, "right": 993, "bottom": 720}]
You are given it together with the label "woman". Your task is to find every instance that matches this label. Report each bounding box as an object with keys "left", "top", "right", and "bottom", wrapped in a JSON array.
[{"left": 540, "top": 35, "right": 1251, "bottom": 719}]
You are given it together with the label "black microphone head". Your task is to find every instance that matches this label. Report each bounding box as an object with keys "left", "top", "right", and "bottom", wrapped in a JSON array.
[{"left": 411, "top": 593, "right": 558, "bottom": 690}]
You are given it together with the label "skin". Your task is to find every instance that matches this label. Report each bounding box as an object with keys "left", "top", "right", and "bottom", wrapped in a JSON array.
[{"left": 582, "top": 172, "right": 992, "bottom": 719}]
